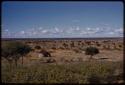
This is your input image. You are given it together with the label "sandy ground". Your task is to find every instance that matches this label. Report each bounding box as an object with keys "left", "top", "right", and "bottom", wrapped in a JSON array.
[
  {"left": 52, "top": 50, "right": 123, "bottom": 61},
  {"left": 21, "top": 49, "right": 123, "bottom": 65}
]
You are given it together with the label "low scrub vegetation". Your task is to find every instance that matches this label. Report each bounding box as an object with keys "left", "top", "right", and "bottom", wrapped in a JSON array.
[{"left": 2, "top": 61, "right": 123, "bottom": 84}]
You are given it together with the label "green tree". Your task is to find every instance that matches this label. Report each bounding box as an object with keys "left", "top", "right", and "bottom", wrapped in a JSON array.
[
  {"left": 2, "top": 41, "right": 31, "bottom": 66},
  {"left": 85, "top": 47, "right": 99, "bottom": 60}
]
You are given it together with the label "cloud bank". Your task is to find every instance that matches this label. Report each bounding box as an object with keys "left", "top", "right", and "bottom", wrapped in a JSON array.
[{"left": 2, "top": 26, "right": 123, "bottom": 38}]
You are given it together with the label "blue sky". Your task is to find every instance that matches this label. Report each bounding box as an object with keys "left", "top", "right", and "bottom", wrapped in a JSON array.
[{"left": 2, "top": 1, "right": 123, "bottom": 38}]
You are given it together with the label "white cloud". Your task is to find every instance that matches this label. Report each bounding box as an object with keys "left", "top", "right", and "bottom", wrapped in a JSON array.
[
  {"left": 20, "top": 31, "right": 25, "bottom": 34},
  {"left": 95, "top": 27, "right": 100, "bottom": 31},
  {"left": 80, "top": 30, "right": 88, "bottom": 35},
  {"left": 76, "top": 26, "right": 80, "bottom": 31},
  {"left": 52, "top": 27, "right": 63, "bottom": 34},
  {"left": 2, "top": 25, "right": 123, "bottom": 38},
  {"left": 86, "top": 27, "right": 91, "bottom": 31},
  {"left": 55, "top": 27, "right": 59, "bottom": 32},
  {"left": 108, "top": 32, "right": 114, "bottom": 35},
  {"left": 80, "top": 27, "right": 98, "bottom": 35},
  {"left": 114, "top": 28, "right": 123, "bottom": 33},
  {"left": 41, "top": 30, "right": 48, "bottom": 33}
]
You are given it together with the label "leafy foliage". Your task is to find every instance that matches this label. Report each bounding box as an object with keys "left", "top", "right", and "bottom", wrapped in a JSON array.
[
  {"left": 85, "top": 47, "right": 99, "bottom": 56},
  {"left": 2, "top": 41, "right": 31, "bottom": 66}
]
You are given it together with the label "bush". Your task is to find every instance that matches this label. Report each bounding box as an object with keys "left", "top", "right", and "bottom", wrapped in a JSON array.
[
  {"left": 40, "top": 49, "right": 51, "bottom": 57},
  {"left": 85, "top": 47, "right": 99, "bottom": 60},
  {"left": 35, "top": 45, "right": 41, "bottom": 50}
]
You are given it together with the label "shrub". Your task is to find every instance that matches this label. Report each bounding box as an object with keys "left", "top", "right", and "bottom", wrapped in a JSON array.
[
  {"left": 40, "top": 49, "right": 51, "bottom": 57},
  {"left": 73, "top": 48, "right": 82, "bottom": 53},
  {"left": 118, "top": 45, "right": 121, "bottom": 47},
  {"left": 85, "top": 47, "right": 99, "bottom": 60},
  {"left": 35, "top": 45, "right": 41, "bottom": 50},
  {"left": 70, "top": 42, "right": 75, "bottom": 48},
  {"left": 2, "top": 41, "right": 31, "bottom": 66},
  {"left": 63, "top": 43, "right": 68, "bottom": 48}
]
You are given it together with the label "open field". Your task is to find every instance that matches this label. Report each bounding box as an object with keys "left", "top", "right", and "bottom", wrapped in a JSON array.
[{"left": 1, "top": 38, "right": 124, "bottom": 84}]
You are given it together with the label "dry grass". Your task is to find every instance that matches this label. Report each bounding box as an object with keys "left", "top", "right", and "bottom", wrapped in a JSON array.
[{"left": 2, "top": 60, "right": 124, "bottom": 84}]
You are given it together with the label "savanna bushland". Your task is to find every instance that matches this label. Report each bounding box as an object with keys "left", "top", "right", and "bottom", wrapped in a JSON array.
[{"left": 1, "top": 38, "right": 124, "bottom": 84}]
